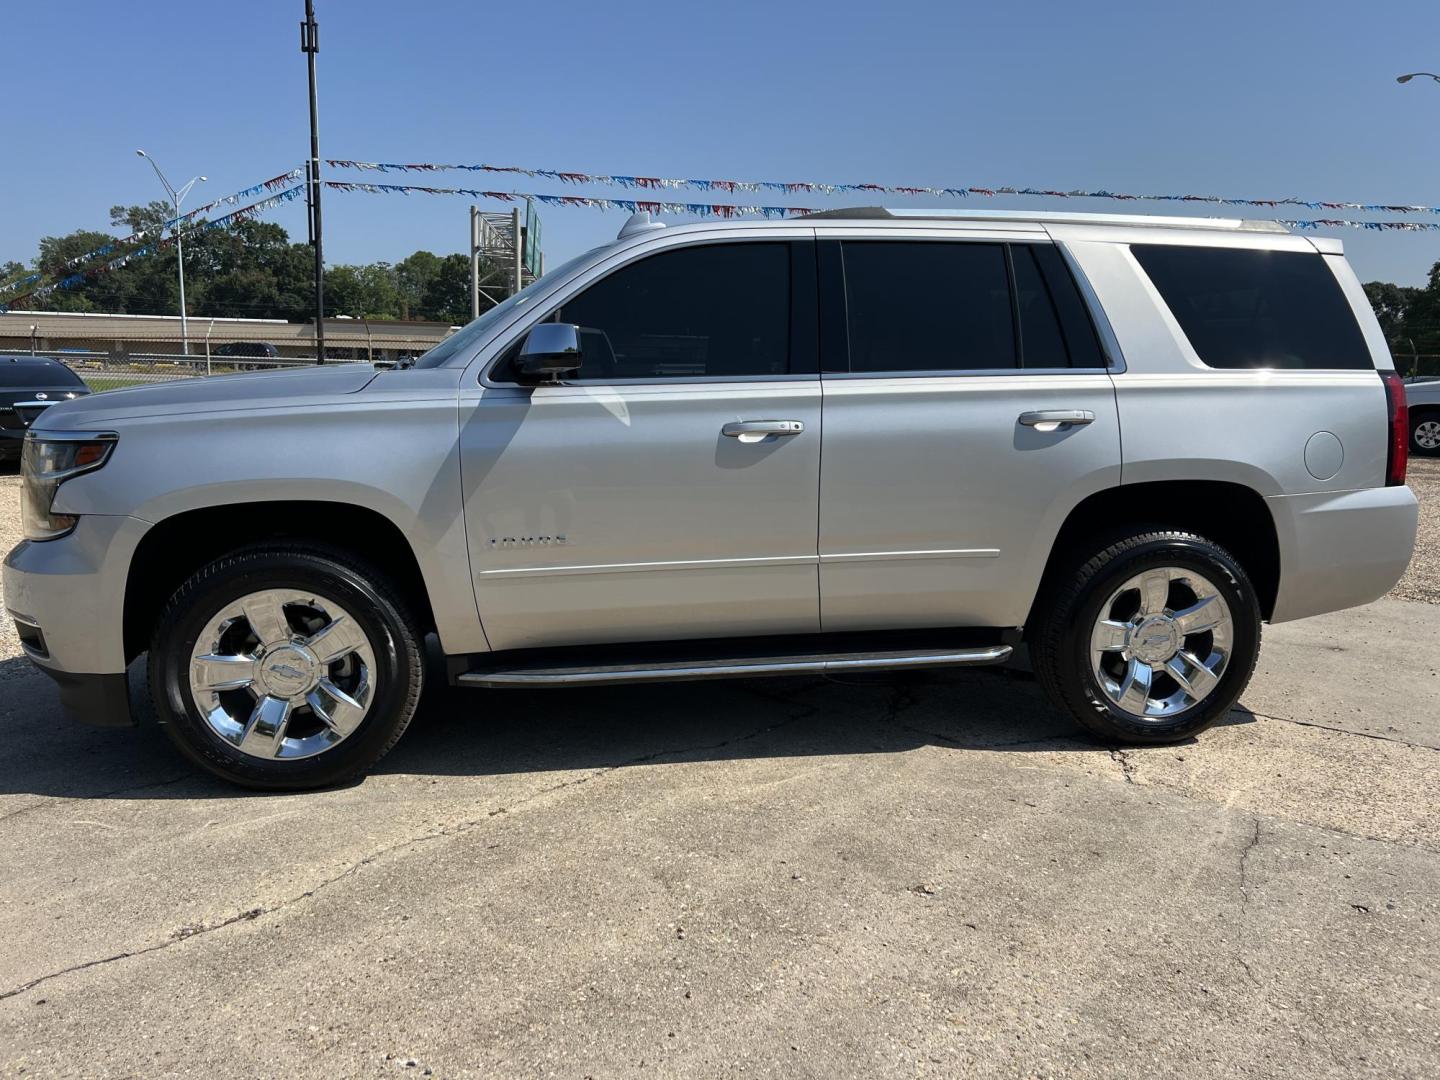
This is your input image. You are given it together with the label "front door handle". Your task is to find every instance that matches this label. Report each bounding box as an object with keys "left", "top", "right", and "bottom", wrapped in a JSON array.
[
  {"left": 722, "top": 419, "right": 805, "bottom": 443},
  {"left": 1018, "top": 409, "right": 1095, "bottom": 431}
]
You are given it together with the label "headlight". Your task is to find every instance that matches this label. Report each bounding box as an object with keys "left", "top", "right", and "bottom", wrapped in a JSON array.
[{"left": 20, "top": 433, "right": 118, "bottom": 541}]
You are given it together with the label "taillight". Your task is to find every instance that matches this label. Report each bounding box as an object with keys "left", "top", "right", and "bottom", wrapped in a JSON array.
[{"left": 1381, "top": 370, "right": 1408, "bottom": 487}]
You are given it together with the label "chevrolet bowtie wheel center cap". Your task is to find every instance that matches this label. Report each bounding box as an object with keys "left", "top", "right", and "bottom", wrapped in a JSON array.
[
  {"left": 1128, "top": 615, "right": 1182, "bottom": 665},
  {"left": 256, "top": 644, "right": 322, "bottom": 699}
]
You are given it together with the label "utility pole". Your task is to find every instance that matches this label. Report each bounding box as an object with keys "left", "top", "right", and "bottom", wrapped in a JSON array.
[
  {"left": 302, "top": 0, "right": 325, "bottom": 364},
  {"left": 470, "top": 206, "right": 481, "bottom": 320}
]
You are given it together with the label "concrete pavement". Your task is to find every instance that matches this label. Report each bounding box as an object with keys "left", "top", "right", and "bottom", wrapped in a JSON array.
[{"left": 0, "top": 598, "right": 1436, "bottom": 1078}]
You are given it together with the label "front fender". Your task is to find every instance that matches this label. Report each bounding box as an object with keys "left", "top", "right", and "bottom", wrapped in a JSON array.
[{"left": 54, "top": 395, "right": 488, "bottom": 655}]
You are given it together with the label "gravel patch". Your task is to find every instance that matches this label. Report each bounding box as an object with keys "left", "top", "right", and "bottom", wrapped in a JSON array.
[
  {"left": 0, "top": 464, "right": 21, "bottom": 662},
  {"left": 1391, "top": 455, "right": 1440, "bottom": 604}
]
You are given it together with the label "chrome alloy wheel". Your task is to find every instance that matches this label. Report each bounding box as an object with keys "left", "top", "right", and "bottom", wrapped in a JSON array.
[
  {"left": 1416, "top": 419, "right": 1440, "bottom": 451},
  {"left": 188, "top": 588, "right": 376, "bottom": 760},
  {"left": 1089, "top": 566, "right": 1234, "bottom": 720}
]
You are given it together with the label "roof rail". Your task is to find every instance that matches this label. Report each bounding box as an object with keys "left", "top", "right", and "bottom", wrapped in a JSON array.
[{"left": 799, "top": 206, "right": 1290, "bottom": 233}]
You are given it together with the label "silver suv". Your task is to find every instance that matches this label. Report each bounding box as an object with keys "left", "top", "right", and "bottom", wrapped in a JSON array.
[{"left": 4, "top": 208, "right": 1420, "bottom": 789}]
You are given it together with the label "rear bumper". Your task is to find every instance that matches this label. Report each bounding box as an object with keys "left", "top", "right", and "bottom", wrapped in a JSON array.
[{"left": 1268, "top": 485, "right": 1419, "bottom": 623}]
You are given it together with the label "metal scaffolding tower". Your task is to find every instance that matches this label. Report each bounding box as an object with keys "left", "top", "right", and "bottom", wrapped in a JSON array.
[{"left": 470, "top": 205, "right": 542, "bottom": 319}]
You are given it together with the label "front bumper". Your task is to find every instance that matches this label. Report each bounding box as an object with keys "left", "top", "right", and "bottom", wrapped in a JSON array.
[
  {"left": 4, "top": 513, "right": 150, "bottom": 727},
  {"left": 1268, "top": 484, "right": 1420, "bottom": 623}
]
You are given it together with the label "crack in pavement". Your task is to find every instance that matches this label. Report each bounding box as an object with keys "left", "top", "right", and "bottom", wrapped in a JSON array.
[
  {"left": 1109, "top": 747, "right": 1138, "bottom": 784},
  {"left": 0, "top": 710, "right": 812, "bottom": 1004},
  {"left": 1238, "top": 817, "right": 1261, "bottom": 907},
  {"left": 1234, "top": 817, "right": 1264, "bottom": 987},
  {"left": 1244, "top": 709, "right": 1439, "bottom": 752}
]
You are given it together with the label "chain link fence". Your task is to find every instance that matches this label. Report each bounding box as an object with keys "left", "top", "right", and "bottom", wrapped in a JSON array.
[{"left": 1390, "top": 349, "right": 1440, "bottom": 380}]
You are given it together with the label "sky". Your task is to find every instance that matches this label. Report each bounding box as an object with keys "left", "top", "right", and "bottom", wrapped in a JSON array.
[{"left": 5, "top": 0, "right": 1440, "bottom": 287}]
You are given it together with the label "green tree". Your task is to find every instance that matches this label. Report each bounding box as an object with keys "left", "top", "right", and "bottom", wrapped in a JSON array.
[
  {"left": 109, "top": 201, "right": 172, "bottom": 240},
  {"left": 1364, "top": 266, "right": 1440, "bottom": 376},
  {"left": 418, "top": 253, "right": 473, "bottom": 324},
  {"left": 7, "top": 204, "right": 498, "bottom": 325},
  {"left": 326, "top": 262, "right": 401, "bottom": 319},
  {"left": 1363, "top": 281, "right": 1419, "bottom": 342},
  {"left": 394, "top": 250, "right": 442, "bottom": 319}
]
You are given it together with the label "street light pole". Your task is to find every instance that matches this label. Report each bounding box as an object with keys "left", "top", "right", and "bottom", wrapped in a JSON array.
[
  {"left": 301, "top": 0, "right": 326, "bottom": 364},
  {"left": 136, "top": 150, "right": 205, "bottom": 357},
  {"left": 1396, "top": 72, "right": 1440, "bottom": 85}
]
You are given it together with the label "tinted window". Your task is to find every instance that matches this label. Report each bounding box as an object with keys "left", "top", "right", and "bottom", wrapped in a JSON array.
[
  {"left": 1131, "top": 245, "right": 1370, "bottom": 370},
  {"left": 843, "top": 242, "right": 1015, "bottom": 372},
  {"left": 0, "top": 358, "right": 83, "bottom": 388},
  {"left": 1027, "top": 244, "right": 1105, "bottom": 368},
  {"left": 555, "top": 242, "right": 791, "bottom": 379},
  {"left": 1012, "top": 246, "right": 1069, "bottom": 367}
]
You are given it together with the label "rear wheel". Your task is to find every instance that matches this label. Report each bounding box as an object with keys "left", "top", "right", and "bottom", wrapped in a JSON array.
[
  {"left": 1031, "top": 532, "right": 1261, "bottom": 745},
  {"left": 1411, "top": 411, "right": 1440, "bottom": 456},
  {"left": 148, "top": 546, "right": 424, "bottom": 789}
]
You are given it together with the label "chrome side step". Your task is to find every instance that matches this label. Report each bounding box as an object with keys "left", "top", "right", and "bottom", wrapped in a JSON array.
[{"left": 458, "top": 645, "right": 1012, "bottom": 688}]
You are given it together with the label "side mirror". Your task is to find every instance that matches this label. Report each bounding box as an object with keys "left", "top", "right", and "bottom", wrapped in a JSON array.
[{"left": 517, "top": 323, "right": 582, "bottom": 378}]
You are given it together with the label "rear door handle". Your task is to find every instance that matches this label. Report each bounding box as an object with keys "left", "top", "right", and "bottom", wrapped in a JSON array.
[
  {"left": 1018, "top": 409, "right": 1095, "bottom": 431},
  {"left": 722, "top": 419, "right": 805, "bottom": 443}
]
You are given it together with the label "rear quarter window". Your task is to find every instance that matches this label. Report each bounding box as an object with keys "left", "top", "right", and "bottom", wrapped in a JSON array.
[{"left": 1130, "top": 245, "right": 1371, "bottom": 371}]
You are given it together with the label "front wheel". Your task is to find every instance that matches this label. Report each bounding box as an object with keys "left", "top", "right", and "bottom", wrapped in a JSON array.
[
  {"left": 1031, "top": 531, "right": 1261, "bottom": 745},
  {"left": 148, "top": 546, "right": 424, "bottom": 789}
]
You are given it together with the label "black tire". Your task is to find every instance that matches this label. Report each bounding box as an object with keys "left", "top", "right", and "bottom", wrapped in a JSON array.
[
  {"left": 148, "top": 545, "right": 424, "bottom": 790},
  {"left": 1411, "top": 409, "right": 1440, "bottom": 457},
  {"left": 1030, "top": 531, "right": 1261, "bottom": 745}
]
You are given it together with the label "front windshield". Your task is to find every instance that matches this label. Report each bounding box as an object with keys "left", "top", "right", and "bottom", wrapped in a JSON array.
[{"left": 411, "top": 248, "right": 605, "bottom": 369}]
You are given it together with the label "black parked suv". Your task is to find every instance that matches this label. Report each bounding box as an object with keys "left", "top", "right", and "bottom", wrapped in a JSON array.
[
  {"left": 0, "top": 356, "right": 89, "bottom": 461},
  {"left": 212, "top": 342, "right": 280, "bottom": 372}
]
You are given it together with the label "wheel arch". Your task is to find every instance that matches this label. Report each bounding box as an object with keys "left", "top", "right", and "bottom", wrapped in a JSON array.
[
  {"left": 1025, "top": 480, "right": 1281, "bottom": 630},
  {"left": 123, "top": 500, "right": 437, "bottom": 663}
]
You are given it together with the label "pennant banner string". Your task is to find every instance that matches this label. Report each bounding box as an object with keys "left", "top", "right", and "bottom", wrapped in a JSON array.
[
  {"left": 323, "top": 181, "right": 819, "bottom": 218},
  {"left": 9, "top": 178, "right": 1438, "bottom": 313},
  {"left": 326, "top": 159, "right": 1440, "bottom": 217},
  {"left": 323, "top": 181, "right": 1440, "bottom": 231},
  {"left": 1, "top": 186, "right": 306, "bottom": 312},
  {"left": 0, "top": 167, "right": 305, "bottom": 296},
  {"left": 164, "top": 166, "right": 304, "bottom": 230}
]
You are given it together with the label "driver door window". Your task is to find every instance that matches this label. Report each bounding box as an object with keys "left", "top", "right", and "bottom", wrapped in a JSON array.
[{"left": 519, "top": 241, "right": 803, "bottom": 381}]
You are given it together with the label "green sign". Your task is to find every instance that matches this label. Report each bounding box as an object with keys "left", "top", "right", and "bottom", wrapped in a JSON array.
[{"left": 524, "top": 200, "right": 542, "bottom": 277}]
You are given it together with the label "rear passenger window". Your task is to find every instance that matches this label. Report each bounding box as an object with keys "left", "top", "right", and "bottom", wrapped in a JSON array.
[
  {"left": 1131, "top": 245, "right": 1370, "bottom": 370},
  {"left": 1016, "top": 244, "right": 1105, "bottom": 369},
  {"left": 1012, "top": 245, "right": 1068, "bottom": 367},
  {"left": 843, "top": 242, "right": 1016, "bottom": 372}
]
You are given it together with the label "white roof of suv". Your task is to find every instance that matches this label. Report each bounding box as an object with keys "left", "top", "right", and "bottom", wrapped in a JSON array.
[
  {"left": 616, "top": 207, "right": 1293, "bottom": 242},
  {"left": 803, "top": 206, "right": 1290, "bottom": 233}
]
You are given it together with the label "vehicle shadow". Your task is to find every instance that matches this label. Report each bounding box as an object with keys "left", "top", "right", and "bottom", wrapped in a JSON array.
[{"left": 0, "top": 649, "right": 1254, "bottom": 801}]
